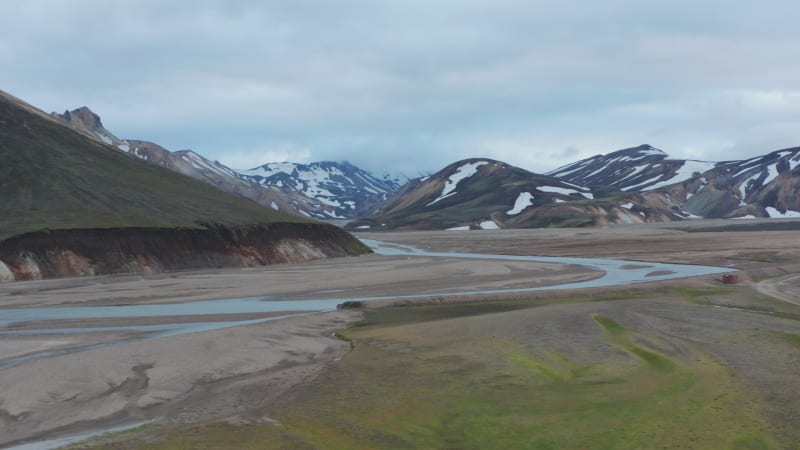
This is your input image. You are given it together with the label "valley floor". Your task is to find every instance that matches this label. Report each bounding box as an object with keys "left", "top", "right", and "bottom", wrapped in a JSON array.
[{"left": 1, "top": 223, "right": 799, "bottom": 449}]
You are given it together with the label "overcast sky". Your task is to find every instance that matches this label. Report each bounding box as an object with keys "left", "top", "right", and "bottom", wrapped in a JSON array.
[{"left": 3, "top": 0, "right": 800, "bottom": 176}]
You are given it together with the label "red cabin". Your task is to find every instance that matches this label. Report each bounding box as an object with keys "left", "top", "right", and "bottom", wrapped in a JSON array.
[{"left": 722, "top": 273, "right": 739, "bottom": 284}]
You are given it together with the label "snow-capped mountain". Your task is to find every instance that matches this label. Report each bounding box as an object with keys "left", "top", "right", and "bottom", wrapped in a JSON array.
[
  {"left": 549, "top": 144, "right": 800, "bottom": 220},
  {"left": 122, "top": 140, "right": 326, "bottom": 216},
  {"left": 49, "top": 105, "right": 800, "bottom": 227},
  {"left": 348, "top": 158, "right": 682, "bottom": 230},
  {"left": 52, "top": 106, "right": 404, "bottom": 221},
  {"left": 52, "top": 107, "right": 325, "bottom": 218},
  {"left": 237, "top": 161, "right": 403, "bottom": 219},
  {"left": 547, "top": 144, "right": 717, "bottom": 192},
  {"left": 669, "top": 147, "right": 800, "bottom": 219}
]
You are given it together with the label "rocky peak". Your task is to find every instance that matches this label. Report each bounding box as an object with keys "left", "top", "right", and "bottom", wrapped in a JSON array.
[
  {"left": 56, "top": 106, "right": 103, "bottom": 131},
  {"left": 52, "top": 106, "right": 125, "bottom": 147}
]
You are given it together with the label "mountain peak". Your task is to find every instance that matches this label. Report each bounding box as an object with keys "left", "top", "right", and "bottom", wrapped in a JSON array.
[
  {"left": 52, "top": 106, "right": 124, "bottom": 147},
  {"left": 616, "top": 144, "right": 667, "bottom": 158},
  {"left": 636, "top": 144, "right": 666, "bottom": 155},
  {"left": 55, "top": 106, "right": 104, "bottom": 131}
]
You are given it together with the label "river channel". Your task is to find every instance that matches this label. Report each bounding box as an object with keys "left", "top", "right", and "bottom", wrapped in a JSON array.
[{"left": 0, "top": 238, "right": 731, "bottom": 369}]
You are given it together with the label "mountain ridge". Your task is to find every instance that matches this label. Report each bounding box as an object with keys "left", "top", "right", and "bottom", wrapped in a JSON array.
[
  {"left": 51, "top": 105, "right": 401, "bottom": 220},
  {"left": 0, "top": 91, "right": 370, "bottom": 281},
  {"left": 237, "top": 160, "right": 402, "bottom": 219},
  {"left": 350, "top": 145, "right": 800, "bottom": 230},
  {"left": 39, "top": 96, "right": 800, "bottom": 228}
]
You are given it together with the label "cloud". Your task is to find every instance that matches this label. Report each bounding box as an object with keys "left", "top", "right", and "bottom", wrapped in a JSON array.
[
  {"left": 2, "top": 0, "right": 800, "bottom": 176},
  {"left": 216, "top": 145, "right": 312, "bottom": 171}
]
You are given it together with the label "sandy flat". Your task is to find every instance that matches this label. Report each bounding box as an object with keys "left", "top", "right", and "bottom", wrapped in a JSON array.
[
  {"left": 0, "top": 254, "right": 594, "bottom": 309},
  {"left": 0, "top": 311, "right": 360, "bottom": 448}
]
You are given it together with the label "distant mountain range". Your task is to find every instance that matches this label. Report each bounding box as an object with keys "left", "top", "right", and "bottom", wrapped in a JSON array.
[
  {"left": 347, "top": 157, "right": 683, "bottom": 230},
  {"left": 550, "top": 144, "right": 800, "bottom": 219},
  {"left": 51, "top": 107, "right": 402, "bottom": 220},
  {"left": 46, "top": 100, "right": 800, "bottom": 231},
  {"left": 349, "top": 145, "right": 800, "bottom": 230},
  {"left": 237, "top": 161, "right": 404, "bottom": 219}
]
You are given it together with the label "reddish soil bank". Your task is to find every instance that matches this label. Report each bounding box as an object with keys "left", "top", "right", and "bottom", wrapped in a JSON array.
[{"left": 0, "top": 223, "right": 370, "bottom": 281}]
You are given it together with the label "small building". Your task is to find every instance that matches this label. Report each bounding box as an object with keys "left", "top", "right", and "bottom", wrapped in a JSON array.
[{"left": 722, "top": 273, "right": 739, "bottom": 284}]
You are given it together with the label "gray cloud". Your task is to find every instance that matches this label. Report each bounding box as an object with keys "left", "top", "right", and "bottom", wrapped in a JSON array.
[{"left": 3, "top": 0, "right": 800, "bottom": 175}]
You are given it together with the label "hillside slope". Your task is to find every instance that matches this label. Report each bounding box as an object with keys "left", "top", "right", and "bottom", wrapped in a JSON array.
[
  {"left": 0, "top": 90, "right": 369, "bottom": 281},
  {"left": 348, "top": 158, "right": 686, "bottom": 230},
  {"left": 51, "top": 108, "right": 325, "bottom": 218}
]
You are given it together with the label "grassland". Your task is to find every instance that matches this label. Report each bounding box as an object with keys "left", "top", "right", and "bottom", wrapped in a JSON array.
[{"left": 84, "top": 286, "right": 800, "bottom": 449}]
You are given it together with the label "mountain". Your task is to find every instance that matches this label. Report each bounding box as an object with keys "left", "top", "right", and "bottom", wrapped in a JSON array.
[
  {"left": 0, "top": 90, "right": 369, "bottom": 282},
  {"left": 549, "top": 144, "right": 800, "bottom": 219},
  {"left": 120, "top": 140, "right": 327, "bottom": 216},
  {"left": 46, "top": 103, "right": 800, "bottom": 227},
  {"left": 52, "top": 106, "right": 128, "bottom": 148},
  {"left": 347, "top": 158, "right": 687, "bottom": 231},
  {"left": 52, "top": 107, "right": 399, "bottom": 220},
  {"left": 51, "top": 107, "right": 329, "bottom": 218},
  {"left": 236, "top": 161, "right": 403, "bottom": 219},
  {"left": 546, "top": 144, "right": 717, "bottom": 192},
  {"left": 666, "top": 147, "right": 800, "bottom": 219}
]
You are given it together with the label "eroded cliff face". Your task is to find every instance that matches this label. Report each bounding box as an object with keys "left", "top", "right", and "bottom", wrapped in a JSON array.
[{"left": 0, "top": 223, "right": 370, "bottom": 282}]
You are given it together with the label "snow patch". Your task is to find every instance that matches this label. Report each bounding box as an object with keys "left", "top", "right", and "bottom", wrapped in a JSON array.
[
  {"left": 97, "top": 132, "right": 113, "bottom": 145},
  {"left": 270, "top": 202, "right": 279, "bottom": 210},
  {"left": 446, "top": 226, "right": 470, "bottom": 231},
  {"left": 537, "top": 185, "right": 592, "bottom": 199},
  {"left": 638, "top": 147, "right": 667, "bottom": 157},
  {"left": 480, "top": 220, "right": 500, "bottom": 230},
  {"left": 356, "top": 225, "right": 371, "bottom": 229},
  {"left": 766, "top": 207, "right": 800, "bottom": 218},
  {"left": 620, "top": 202, "right": 634, "bottom": 210},
  {"left": 181, "top": 152, "right": 231, "bottom": 177},
  {"left": 763, "top": 163, "right": 780, "bottom": 185},
  {"left": 507, "top": 192, "right": 534, "bottom": 215},
  {"left": 732, "top": 215, "right": 757, "bottom": 220},
  {"left": 427, "top": 161, "right": 488, "bottom": 207},
  {"left": 132, "top": 147, "right": 148, "bottom": 161},
  {"left": 617, "top": 164, "right": 649, "bottom": 183},
  {"left": 641, "top": 160, "right": 716, "bottom": 191},
  {"left": 790, "top": 155, "right": 800, "bottom": 171}
]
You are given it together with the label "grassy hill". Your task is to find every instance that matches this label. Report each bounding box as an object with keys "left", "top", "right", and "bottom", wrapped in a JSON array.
[{"left": 0, "top": 91, "right": 309, "bottom": 241}]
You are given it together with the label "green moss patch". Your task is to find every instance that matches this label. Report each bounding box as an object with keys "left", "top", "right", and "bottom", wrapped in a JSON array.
[{"left": 97, "top": 300, "right": 780, "bottom": 449}]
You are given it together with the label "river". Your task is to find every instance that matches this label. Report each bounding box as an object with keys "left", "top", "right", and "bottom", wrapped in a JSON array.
[{"left": 0, "top": 238, "right": 730, "bottom": 368}]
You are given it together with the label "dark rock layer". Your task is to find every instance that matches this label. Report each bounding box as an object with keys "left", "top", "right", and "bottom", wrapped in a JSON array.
[{"left": 0, "top": 223, "right": 371, "bottom": 281}]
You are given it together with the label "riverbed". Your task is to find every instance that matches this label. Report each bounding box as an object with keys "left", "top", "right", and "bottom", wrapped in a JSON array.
[{"left": 0, "top": 237, "right": 731, "bottom": 449}]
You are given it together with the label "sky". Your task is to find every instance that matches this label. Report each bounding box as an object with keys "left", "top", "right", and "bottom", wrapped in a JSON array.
[{"left": 2, "top": 0, "right": 800, "bottom": 177}]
